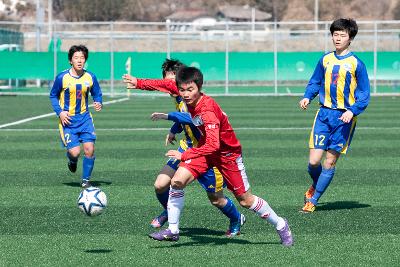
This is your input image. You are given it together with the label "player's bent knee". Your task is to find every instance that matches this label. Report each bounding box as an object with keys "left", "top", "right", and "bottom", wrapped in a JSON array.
[
  {"left": 309, "top": 160, "right": 321, "bottom": 167},
  {"left": 324, "top": 160, "right": 337, "bottom": 169},
  {"left": 154, "top": 174, "right": 172, "bottom": 192},
  {"left": 68, "top": 147, "right": 80, "bottom": 158},
  {"left": 235, "top": 192, "right": 254, "bottom": 208},
  {"left": 170, "top": 181, "right": 185, "bottom": 190},
  {"left": 208, "top": 196, "right": 225, "bottom": 208}
]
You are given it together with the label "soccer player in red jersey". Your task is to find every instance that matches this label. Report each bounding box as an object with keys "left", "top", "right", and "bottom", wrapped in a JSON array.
[
  {"left": 149, "top": 66, "right": 294, "bottom": 246},
  {"left": 123, "top": 60, "right": 245, "bottom": 237}
]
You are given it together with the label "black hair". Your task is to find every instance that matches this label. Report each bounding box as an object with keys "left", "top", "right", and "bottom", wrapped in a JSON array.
[
  {"left": 161, "top": 58, "right": 185, "bottom": 78},
  {"left": 68, "top": 45, "right": 89, "bottom": 61},
  {"left": 176, "top": 66, "right": 203, "bottom": 90},
  {"left": 330, "top": 18, "right": 358, "bottom": 39}
]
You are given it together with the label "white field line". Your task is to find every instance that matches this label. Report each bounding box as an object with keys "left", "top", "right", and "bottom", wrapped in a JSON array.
[
  {"left": 0, "top": 98, "right": 129, "bottom": 129},
  {"left": 1, "top": 127, "right": 399, "bottom": 132}
]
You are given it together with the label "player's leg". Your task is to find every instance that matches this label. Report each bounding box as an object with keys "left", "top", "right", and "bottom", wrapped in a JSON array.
[
  {"left": 150, "top": 164, "right": 176, "bottom": 228},
  {"left": 219, "top": 154, "right": 293, "bottom": 246},
  {"left": 81, "top": 141, "right": 95, "bottom": 188},
  {"left": 149, "top": 166, "right": 195, "bottom": 241},
  {"left": 309, "top": 150, "right": 340, "bottom": 207},
  {"left": 59, "top": 122, "right": 80, "bottom": 173},
  {"left": 303, "top": 110, "right": 357, "bottom": 212},
  {"left": 304, "top": 108, "right": 329, "bottom": 205},
  {"left": 67, "top": 146, "right": 80, "bottom": 173},
  {"left": 150, "top": 156, "right": 208, "bottom": 241},
  {"left": 208, "top": 190, "right": 246, "bottom": 237},
  {"left": 234, "top": 190, "right": 292, "bottom": 246},
  {"left": 150, "top": 146, "right": 184, "bottom": 228},
  {"left": 198, "top": 167, "right": 244, "bottom": 237},
  {"left": 79, "top": 117, "right": 97, "bottom": 188},
  {"left": 304, "top": 148, "right": 324, "bottom": 203}
]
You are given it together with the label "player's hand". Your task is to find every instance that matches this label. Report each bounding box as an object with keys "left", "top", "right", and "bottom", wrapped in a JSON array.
[
  {"left": 299, "top": 98, "right": 310, "bottom": 110},
  {"left": 93, "top": 102, "right": 102, "bottom": 112},
  {"left": 165, "top": 132, "right": 177, "bottom": 146},
  {"left": 151, "top": 112, "right": 168, "bottom": 121},
  {"left": 339, "top": 110, "right": 354, "bottom": 123},
  {"left": 122, "top": 74, "right": 137, "bottom": 88},
  {"left": 59, "top": 111, "right": 71, "bottom": 126},
  {"left": 166, "top": 150, "right": 182, "bottom": 160}
]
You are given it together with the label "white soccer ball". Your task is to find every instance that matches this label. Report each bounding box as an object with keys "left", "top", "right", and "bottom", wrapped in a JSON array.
[{"left": 77, "top": 187, "right": 107, "bottom": 216}]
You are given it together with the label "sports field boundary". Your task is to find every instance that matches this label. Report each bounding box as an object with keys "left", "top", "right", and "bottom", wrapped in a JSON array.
[{"left": 0, "top": 97, "right": 129, "bottom": 129}]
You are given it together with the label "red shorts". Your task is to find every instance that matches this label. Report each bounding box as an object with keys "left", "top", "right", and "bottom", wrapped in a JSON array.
[{"left": 179, "top": 153, "right": 250, "bottom": 195}]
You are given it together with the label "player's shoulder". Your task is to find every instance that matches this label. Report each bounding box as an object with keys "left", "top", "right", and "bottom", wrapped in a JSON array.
[
  {"left": 199, "top": 94, "right": 220, "bottom": 112},
  {"left": 83, "top": 69, "right": 97, "bottom": 79},
  {"left": 350, "top": 53, "right": 367, "bottom": 68},
  {"left": 55, "top": 69, "right": 70, "bottom": 80},
  {"left": 321, "top": 51, "right": 335, "bottom": 61},
  {"left": 201, "top": 94, "right": 216, "bottom": 106}
]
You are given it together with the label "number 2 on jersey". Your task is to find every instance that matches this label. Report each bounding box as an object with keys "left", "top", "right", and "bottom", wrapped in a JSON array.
[{"left": 314, "top": 134, "right": 326, "bottom": 146}]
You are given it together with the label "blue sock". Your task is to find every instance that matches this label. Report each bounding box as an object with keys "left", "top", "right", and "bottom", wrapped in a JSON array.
[
  {"left": 82, "top": 156, "right": 95, "bottom": 181},
  {"left": 156, "top": 189, "right": 169, "bottom": 210},
  {"left": 66, "top": 152, "right": 78, "bottom": 163},
  {"left": 310, "top": 167, "right": 336, "bottom": 205},
  {"left": 219, "top": 197, "right": 241, "bottom": 222},
  {"left": 308, "top": 163, "right": 322, "bottom": 188}
]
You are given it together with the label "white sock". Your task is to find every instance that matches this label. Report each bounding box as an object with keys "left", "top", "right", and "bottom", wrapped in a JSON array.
[
  {"left": 250, "top": 195, "right": 283, "bottom": 229},
  {"left": 167, "top": 188, "right": 185, "bottom": 234}
]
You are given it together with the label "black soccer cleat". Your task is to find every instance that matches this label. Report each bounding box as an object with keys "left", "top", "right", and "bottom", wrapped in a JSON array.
[{"left": 68, "top": 161, "right": 77, "bottom": 173}]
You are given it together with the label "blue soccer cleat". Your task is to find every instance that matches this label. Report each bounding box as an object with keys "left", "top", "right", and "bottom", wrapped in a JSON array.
[
  {"left": 149, "top": 229, "right": 179, "bottom": 242},
  {"left": 150, "top": 210, "right": 168, "bottom": 228},
  {"left": 225, "top": 213, "right": 246, "bottom": 238}
]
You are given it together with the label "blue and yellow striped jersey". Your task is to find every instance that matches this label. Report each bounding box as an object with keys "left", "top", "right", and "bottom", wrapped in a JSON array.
[
  {"left": 172, "top": 96, "right": 200, "bottom": 149},
  {"left": 50, "top": 69, "right": 102, "bottom": 121},
  {"left": 304, "top": 51, "right": 370, "bottom": 116}
]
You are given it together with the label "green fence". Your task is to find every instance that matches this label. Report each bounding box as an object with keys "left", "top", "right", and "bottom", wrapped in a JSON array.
[{"left": 0, "top": 51, "right": 399, "bottom": 81}]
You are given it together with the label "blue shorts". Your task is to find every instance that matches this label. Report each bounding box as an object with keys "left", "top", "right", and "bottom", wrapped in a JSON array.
[
  {"left": 309, "top": 106, "right": 357, "bottom": 154},
  {"left": 166, "top": 145, "right": 226, "bottom": 193},
  {"left": 59, "top": 114, "right": 96, "bottom": 150}
]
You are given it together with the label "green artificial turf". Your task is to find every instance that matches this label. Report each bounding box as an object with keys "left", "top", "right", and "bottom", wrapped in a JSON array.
[{"left": 0, "top": 95, "right": 399, "bottom": 266}]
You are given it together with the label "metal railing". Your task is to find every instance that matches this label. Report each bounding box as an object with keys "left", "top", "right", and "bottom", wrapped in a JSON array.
[{"left": 1, "top": 20, "right": 399, "bottom": 95}]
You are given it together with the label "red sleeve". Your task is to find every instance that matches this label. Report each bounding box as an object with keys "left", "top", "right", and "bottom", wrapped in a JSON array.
[
  {"left": 136, "top": 79, "right": 179, "bottom": 95},
  {"left": 181, "top": 111, "right": 220, "bottom": 161}
]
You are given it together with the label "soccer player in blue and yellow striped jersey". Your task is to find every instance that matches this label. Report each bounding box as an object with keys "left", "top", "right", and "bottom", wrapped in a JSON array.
[
  {"left": 299, "top": 18, "right": 370, "bottom": 212},
  {"left": 50, "top": 45, "right": 103, "bottom": 188}
]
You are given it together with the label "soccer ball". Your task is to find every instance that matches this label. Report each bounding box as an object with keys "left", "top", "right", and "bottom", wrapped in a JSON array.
[{"left": 77, "top": 187, "right": 107, "bottom": 216}]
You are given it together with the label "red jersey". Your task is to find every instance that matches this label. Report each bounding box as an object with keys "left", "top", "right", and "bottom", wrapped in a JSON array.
[
  {"left": 136, "top": 79, "right": 179, "bottom": 95},
  {"left": 181, "top": 94, "right": 242, "bottom": 161}
]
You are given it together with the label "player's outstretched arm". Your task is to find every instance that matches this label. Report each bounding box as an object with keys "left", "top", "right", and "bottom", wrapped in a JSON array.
[
  {"left": 122, "top": 74, "right": 138, "bottom": 89},
  {"left": 151, "top": 112, "right": 168, "bottom": 121},
  {"left": 167, "top": 111, "right": 193, "bottom": 125}
]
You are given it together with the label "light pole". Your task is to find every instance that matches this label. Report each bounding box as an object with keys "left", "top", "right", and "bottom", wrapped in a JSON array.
[{"left": 315, "top": 0, "right": 319, "bottom": 30}]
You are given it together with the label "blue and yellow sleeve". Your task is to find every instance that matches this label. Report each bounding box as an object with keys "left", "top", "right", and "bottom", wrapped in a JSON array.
[
  {"left": 167, "top": 111, "right": 193, "bottom": 125},
  {"left": 89, "top": 72, "right": 103, "bottom": 104},
  {"left": 304, "top": 57, "right": 324, "bottom": 101},
  {"left": 348, "top": 60, "right": 370, "bottom": 116},
  {"left": 49, "top": 74, "right": 63, "bottom": 116},
  {"left": 170, "top": 122, "right": 183, "bottom": 134}
]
